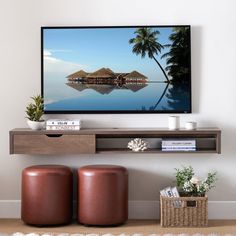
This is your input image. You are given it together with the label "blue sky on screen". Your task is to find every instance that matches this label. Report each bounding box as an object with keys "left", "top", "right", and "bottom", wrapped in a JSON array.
[{"left": 43, "top": 27, "right": 173, "bottom": 81}]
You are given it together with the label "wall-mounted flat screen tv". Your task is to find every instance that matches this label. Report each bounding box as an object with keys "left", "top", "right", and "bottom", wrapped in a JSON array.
[{"left": 42, "top": 25, "right": 191, "bottom": 113}]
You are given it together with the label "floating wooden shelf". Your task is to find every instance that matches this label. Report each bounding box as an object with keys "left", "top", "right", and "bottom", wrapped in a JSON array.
[{"left": 9, "top": 128, "right": 221, "bottom": 155}]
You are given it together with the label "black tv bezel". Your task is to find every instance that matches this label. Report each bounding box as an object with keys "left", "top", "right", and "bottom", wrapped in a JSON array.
[{"left": 41, "top": 25, "right": 192, "bottom": 114}]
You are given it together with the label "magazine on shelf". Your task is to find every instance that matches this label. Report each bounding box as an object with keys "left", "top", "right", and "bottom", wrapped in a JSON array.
[
  {"left": 164, "top": 187, "right": 174, "bottom": 197},
  {"left": 160, "top": 189, "right": 168, "bottom": 197},
  {"left": 171, "top": 186, "right": 182, "bottom": 207},
  {"left": 171, "top": 187, "right": 180, "bottom": 197}
]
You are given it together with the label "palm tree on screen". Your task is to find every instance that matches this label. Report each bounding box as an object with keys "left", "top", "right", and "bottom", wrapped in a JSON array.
[
  {"left": 161, "top": 27, "right": 190, "bottom": 83},
  {"left": 129, "top": 27, "right": 170, "bottom": 83}
]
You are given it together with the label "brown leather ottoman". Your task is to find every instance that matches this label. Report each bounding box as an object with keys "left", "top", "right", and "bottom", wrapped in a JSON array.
[
  {"left": 21, "top": 165, "right": 73, "bottom": 226},
  {"left": 78, "top": 165, "right": 128, "bottom": 226}
]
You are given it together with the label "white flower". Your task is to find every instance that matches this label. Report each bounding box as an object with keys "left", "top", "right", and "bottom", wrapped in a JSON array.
[
  {"left": 203, "top": 183, "right": 209, "bottom": 192},
  {"left": 183, "top": 181, "right": 193, "bottom": 192},
  {"left": 197, "top": 182, "right": 209, "bottom": 194},
  {"left": 190, "top": 176, "right": 200, "bottom": 185}
]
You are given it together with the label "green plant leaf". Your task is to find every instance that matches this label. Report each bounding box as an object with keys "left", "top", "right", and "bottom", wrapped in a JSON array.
[{"left": 25, "top": 95, "right": 44, "bottom": 121}]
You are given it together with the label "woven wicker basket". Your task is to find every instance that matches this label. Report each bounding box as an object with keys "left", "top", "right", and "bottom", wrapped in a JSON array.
[{"left": 160, "top": 195, "right": 208, "bottom": 227}]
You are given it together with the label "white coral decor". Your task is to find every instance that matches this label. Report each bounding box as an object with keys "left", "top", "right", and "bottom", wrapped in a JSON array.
[{"left": 127, "top": 138, "right": 148, "bottom": 152}]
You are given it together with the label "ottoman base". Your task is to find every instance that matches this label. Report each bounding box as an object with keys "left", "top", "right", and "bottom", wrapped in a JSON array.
[
  {"left": 21, "top": 165, "right": 73, "bottom": 226},
  {"left": 78, "top": 165, "right": 128, "bottom": 226}
]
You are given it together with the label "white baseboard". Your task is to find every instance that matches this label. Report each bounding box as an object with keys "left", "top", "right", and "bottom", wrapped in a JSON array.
[
  {"left": 0, "top": 200, "right": 21, "bottom": 218},
  {"left": 0, "top": 200, "right": 236, "bottom": 219}
]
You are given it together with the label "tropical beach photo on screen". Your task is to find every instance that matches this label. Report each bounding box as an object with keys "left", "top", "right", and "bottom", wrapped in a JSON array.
[{"left": 42, "top": 25, "right": 191, "bottom": 113}]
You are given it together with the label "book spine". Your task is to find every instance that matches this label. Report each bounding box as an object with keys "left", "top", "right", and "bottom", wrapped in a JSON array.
[
  {"left": 162, "top": 146, "right": 196, "bottom": 149},
  {"left": 162, "top": 149, "right": 196, "bottom": 152},
  {"left": 46, "top": 125, "right": 81, "bottom": 130},
  {"left": 162, "top": 146, "right": 196, "bottom": 151},
  {"left": 162, "top": 141, "right": 196, "bottom": 146},
  {"left": 46, "top": 120, "right": 81, "bottom": 125},
  {"left": 162, "top": 147, "right": 196, "bottom": 149}
]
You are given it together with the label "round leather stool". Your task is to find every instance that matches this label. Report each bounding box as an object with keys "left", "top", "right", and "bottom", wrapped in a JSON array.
[
  {"left": 21, "top": 165, "right": 73, "bottom": 226},
  {"left": 78, "top": 165, "right": 128, "bottom": 226}
]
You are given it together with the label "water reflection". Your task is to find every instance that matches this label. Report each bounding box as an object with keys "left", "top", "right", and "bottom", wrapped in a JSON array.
[
  {"left": 65, "top": 81, "right": 173, "bottom": 111},
  {"left": 45, "top": 80, "right": 190, "bottom": 112},
  {"left": 162, "top": 82, "right": 191, "bottom": 111},
  {"left": 150, "top": 82, "right": 170, "bottom": 110},
  {"left": 66, "top": 81, "right": 148, "bottom": 95}
]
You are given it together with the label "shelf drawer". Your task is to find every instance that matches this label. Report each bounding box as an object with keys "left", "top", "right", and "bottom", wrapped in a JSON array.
[{"left": 11, "top": 134, "right": 96, "bottom": 154}]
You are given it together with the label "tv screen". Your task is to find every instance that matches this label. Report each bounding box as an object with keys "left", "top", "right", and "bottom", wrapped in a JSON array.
[{"left": 42, "top": 25, "right": 191, "bottom": 113}]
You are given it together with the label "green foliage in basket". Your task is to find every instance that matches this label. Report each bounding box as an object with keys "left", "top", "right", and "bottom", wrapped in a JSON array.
[
  {"left": 175, "top": 166, "right": 217, "bottom": 196},
  {"left": 26, "top": 95, "right": 44, "bottom": 121}
]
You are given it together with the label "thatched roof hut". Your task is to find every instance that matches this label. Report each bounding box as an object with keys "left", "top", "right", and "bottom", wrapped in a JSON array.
[
  {"left": 66, "top": 70, "right": 89, "bottom": 80},
  {"left": 123, "top": 70, "right": 147, "bottom": 80},
  {"left": 115, "top": 73, "right": 129, "bottom": 79},
  {"left": 86, "top": 68, "right": 115, "bottom": 78}
]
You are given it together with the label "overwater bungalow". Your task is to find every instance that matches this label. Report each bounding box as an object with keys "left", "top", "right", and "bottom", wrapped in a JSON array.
[
  {"left": 66, "top": 68, "right": 148, "bottom": 84},
  {"left": 115, "top": 73, "right": 129, "bottom": 84},
  {"left": 66, "top": 70, "right": 89, "bottom": 81},
  {"left": 123, "top": 70, "right": 148, "bottom": 83},
  {"left": 85, "top": 68, "right": 116, "bottom": 84}
]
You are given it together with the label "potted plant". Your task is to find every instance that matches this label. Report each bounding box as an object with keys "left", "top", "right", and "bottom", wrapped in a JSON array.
[
  {"left": 26, "top": 95, "right": 45, "bottom": 130},
  {"left": 160, "top": 166, "right": 216, "bottom": 227},
  {"left": 175, "top": 166, "right": 217, "bottom": 197}
]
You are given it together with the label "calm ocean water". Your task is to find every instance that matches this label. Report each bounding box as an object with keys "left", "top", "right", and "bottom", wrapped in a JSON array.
[{"left": 44, "top": 82, "right": 190, "bottom": 112}]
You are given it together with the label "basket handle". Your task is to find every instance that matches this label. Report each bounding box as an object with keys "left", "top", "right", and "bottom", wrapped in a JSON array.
[{"left": 184, "top": 200, "right": 197, "bottom": 208}]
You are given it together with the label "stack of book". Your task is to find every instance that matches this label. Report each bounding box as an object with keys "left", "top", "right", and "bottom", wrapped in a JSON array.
[
  {"left": 162, "top": 139, "right": 196, "bottom": 152},
  {"left": 46, "top": 119, "right": 81, "bottom": 130}
]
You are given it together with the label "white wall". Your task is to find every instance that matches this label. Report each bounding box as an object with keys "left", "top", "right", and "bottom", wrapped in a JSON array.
[{"left": 0, "top": 0, "right": 236, "bottom": 219}]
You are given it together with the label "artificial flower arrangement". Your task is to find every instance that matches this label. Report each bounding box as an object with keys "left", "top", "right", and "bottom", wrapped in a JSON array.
[{"left": 175, "top": 166, "right": 217, "bottom": 197}]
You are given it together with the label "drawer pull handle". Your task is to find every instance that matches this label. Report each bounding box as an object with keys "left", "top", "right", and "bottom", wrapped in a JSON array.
[{"left": 46, "top": 134, "right": 63, "bottom": 138}]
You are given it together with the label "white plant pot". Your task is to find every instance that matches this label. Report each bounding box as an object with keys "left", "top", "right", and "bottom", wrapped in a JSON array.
[{"left": 27, "top": 120, "right": 45, "bottom": 130}]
